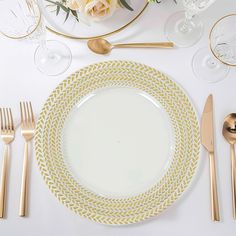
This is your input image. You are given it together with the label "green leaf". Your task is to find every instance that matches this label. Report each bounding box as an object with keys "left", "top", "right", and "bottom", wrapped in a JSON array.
[
  {"left": 56, "top": 5, "right": 60, "bottom": 15},
  {"left": 45, "top": 0, "right": 69, "bottom": 12},
  {"left": 71, "top": 10, "right": 79, "bottom": 22},
  {"left": 119, "top": 0, "right": 133, "bottom": 11},
  {"left": 64, "top": 11, "right": 70, "bottom": 23},
  {"left": 56, "top": 2, "right": 69, "bottom": 12}
]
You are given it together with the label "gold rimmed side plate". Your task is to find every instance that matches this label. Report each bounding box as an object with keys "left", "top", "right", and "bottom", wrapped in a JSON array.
[
  {"left": 209, "top": 13, "right": 236, "bottom": 67},
  {"left": 38, "top": 0, "right": 149, "bottom": 40},
  {"left": 35, "top": 61, "right": 200, "bottom": 225}
]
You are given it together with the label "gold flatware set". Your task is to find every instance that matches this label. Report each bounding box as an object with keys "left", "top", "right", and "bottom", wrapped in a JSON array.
[
  {"left": 0, "top": 96, "right": 235, "bottom": 222},
  {"left": 201, "top": 95, "right": 236, "bottom": 221},
  {"left": 0, "top": 102, "right": 35, "bottom": 218}
]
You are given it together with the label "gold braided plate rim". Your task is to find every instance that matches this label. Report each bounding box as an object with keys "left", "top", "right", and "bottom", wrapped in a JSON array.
[
  {"left": 35, "top": 60, "right": 200, "bottom": 225},
  {"left": 45, "top": 2, "right": 149, "bottom": 40}
]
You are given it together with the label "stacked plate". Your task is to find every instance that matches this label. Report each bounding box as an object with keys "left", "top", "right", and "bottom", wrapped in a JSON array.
[
  {"left": 35, "top": 61, "right": 200, "bottom": 225},
  {"left": 38, "top": 0, "right": 148, "bottom": 39}
]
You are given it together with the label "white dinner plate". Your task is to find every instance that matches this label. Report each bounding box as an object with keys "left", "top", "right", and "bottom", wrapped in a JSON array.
[
  {"left": 35, "top": 61, "right": 200, "bottom": 225},
  {"left": 63, "top": 87, "right": 175, "bottom": 198}
]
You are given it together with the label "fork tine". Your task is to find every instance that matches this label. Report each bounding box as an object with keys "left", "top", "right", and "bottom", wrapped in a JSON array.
[
  {"left": 6, "top": 108, "right": 10, "bottom": 131},
  {"left": 29, "top": 102, "right": 35, "bottom": 125},
  {"left": 9, "top": 108, "right": 14, "bottom": 131},
  {"left": 26, "top": 102, "right": 31, "bottom": 125},
  {"left": 3, "top": 108, "right": 7, "bottom": 131},
  {"left": 0, "top": 108, "right": 3, "bottom": 131},
  {"left": 23, "top": 102, "right": 28, "bottom": 125},
  {"left": 23, "top": 102, "right": 28, "bottom": 124},
  {"left": 20, "top": 102, "right": 24, "bottom": 125}
]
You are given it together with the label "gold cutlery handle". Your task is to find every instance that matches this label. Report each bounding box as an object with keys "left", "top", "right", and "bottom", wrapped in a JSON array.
[
  {"left": 230, "top": 144, "right": 236, "bottom": 219},
  {"left": 19, "top": 141, "right": 29, "bottom": 217},
  {"left": 209, "top": 152, "right": 220, "bottom": 221},
  {"left": 0, "top": 145, "right": 9, "bottom": 218},
  {"left": 114, "top": 42, "right": 174, "bottom": 49}
]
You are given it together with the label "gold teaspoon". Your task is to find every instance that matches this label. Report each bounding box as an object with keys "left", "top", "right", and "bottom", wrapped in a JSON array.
[
  {"left": 87, "top": 38, "right": 174, "bottom": 55},
  {"left": 223, "top": 113, "right": 236, "bottom": 219}
]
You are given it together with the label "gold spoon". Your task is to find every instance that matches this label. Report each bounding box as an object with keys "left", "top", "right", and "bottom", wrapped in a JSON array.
[
  {"left": 87, "top": 38, "right": 174, "bottom": 55},
  {"left": 223, "top": 113, "right": 236, "bottom": 219}
]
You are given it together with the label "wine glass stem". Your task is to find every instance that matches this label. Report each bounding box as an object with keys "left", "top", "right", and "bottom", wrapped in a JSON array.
[
  {"left": 180, "top": 10, "right": 195, "bottom": 33},
  {"left": 38, "top": 37, "right": 58, "bottom": 61},
  {"left": 39, "top": 37, "right": 48, "bottom": 53}
]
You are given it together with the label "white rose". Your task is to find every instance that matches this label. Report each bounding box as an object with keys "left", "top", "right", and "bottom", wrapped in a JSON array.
[{"left": 80, "top": 0, "right": 118, "bottom": 22}]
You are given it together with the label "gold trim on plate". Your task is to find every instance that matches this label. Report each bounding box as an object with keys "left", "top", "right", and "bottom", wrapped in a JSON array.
[
  {"left": 0, "top": 3, "right": 42, "bottom": 40},
  {"left": 209, "top": 13, "right": 236, "bottom": 67},
  {"left": 46, "top": 2, "right": 149, "bottom": 40}
]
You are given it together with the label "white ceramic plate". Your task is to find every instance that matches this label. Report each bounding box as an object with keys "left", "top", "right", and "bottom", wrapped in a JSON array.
[
  {"left": 35, "top": 61, "right": 200, "bottom": 225},
  {"left": 63, "top": 87, "right": 175, "bottom": 198}
]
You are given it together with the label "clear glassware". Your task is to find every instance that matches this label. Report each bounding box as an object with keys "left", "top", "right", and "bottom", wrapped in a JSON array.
[
  {"left": 165, "top": 0, "right": 216, "bottom": 47},
  {"left": 192, "top": 14, "right": 236, "bottom": 83},
  {"left": 0, "top": 0, "right": 72, "bottom": 76}
]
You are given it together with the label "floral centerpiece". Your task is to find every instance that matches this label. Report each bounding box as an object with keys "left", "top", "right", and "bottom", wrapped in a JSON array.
[{"left": 46, "top": 0, "right": 176, "bottom": 23}]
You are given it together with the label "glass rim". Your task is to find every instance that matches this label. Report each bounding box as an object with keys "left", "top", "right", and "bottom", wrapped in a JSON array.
[
  {"left": 209, "top": 13, "right": 236, "bottom": 67},
  {"left": 0, "top": 1, "right": 42, "bottom": 40}
]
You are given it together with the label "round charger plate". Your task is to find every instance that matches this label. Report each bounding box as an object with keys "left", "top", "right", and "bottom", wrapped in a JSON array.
[
  {"left": 38, "top": 0, "right": 148, "bottom": 40},
  {"left": 35, "top": 60, "right": 200, "bottom": 225}
]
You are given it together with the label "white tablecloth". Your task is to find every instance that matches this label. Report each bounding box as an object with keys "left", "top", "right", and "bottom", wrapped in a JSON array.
[{"left": 0, "top": 1, "right": 236, "bottom": 235}]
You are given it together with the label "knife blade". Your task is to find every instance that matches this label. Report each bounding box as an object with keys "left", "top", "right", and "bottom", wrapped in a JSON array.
[
  {"left": 201, "top": 94, "right": 220, "bottom": 221},
  {"left": 201, "top": 94, "right": 214, "bottom": 152}
]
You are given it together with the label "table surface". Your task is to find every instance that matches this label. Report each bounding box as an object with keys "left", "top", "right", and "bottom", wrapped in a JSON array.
[{"left": 0, "top": 1, "right": 236, "bottom": 235}]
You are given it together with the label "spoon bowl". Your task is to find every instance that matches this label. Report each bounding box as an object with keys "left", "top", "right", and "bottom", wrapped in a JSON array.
[
  {"left": 222, "top": 113, "right": 236, "bottom": 220},
  {"left": 87, "top": 38, "right": 112, "bottom": 55},
  {"left": 223, "top": 113, "right": 236, "bottom": 144}
]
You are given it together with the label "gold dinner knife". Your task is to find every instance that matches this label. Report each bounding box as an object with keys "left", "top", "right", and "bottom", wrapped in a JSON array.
[{"left": 201, "top": 94, "right": 220, "bottom": 221}]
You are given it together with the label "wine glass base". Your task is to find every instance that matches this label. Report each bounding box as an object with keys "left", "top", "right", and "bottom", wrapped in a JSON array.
[
  {"left": 165, "top": 11, "right": 203, "bottom": 48},
  {"left": 192, "top": 47, "right": 230, "bottom": 83},
  {"left": 34, "top": 40, "right": 72, "bottom": 76}
]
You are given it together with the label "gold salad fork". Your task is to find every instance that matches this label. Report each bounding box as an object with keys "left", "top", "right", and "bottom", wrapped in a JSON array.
[
  {"left": 19, "top": 102, "right": 35, "bottom": 217},
  {"left": 0, "top": 108, "right": 15, "bottom": 218}
]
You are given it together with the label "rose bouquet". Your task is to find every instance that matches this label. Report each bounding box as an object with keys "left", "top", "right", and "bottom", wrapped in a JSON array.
[{"left": 46, "top": 0, "right": 176, "bottom": 23}]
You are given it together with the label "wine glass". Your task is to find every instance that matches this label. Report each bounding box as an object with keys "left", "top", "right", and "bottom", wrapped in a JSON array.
[
  {"left": 0, "top": 0, "right": 72, "bottom": 76},
  {"left": 192, "top": 14, "right": 236, "bottom": 83},
  {"left": 165, "top": 0, "right": 216, "bottom": 47}
]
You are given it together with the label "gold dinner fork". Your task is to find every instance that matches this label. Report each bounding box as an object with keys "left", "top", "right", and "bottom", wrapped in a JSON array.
[
  {"left": 19, "top": 102, "right": 35, "bottom": 217},
  {"left": 0, "top": 108, "right": 15, "bottom": 218}
]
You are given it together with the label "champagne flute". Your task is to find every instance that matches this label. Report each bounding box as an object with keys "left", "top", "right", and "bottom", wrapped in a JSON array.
[
  {"left": 0, "top": 0, "right": 72, "bottom": 76},
  {"left": 192, "top": 14, "right": 236, "bottom": 83},
  {"left": 165, "top": 0, "right": 216, "bottom": 47}
]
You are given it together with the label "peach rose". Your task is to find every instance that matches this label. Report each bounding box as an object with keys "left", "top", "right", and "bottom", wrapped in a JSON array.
[{"left": 80, "top": 0, "right": 118, "bottom": 21}]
